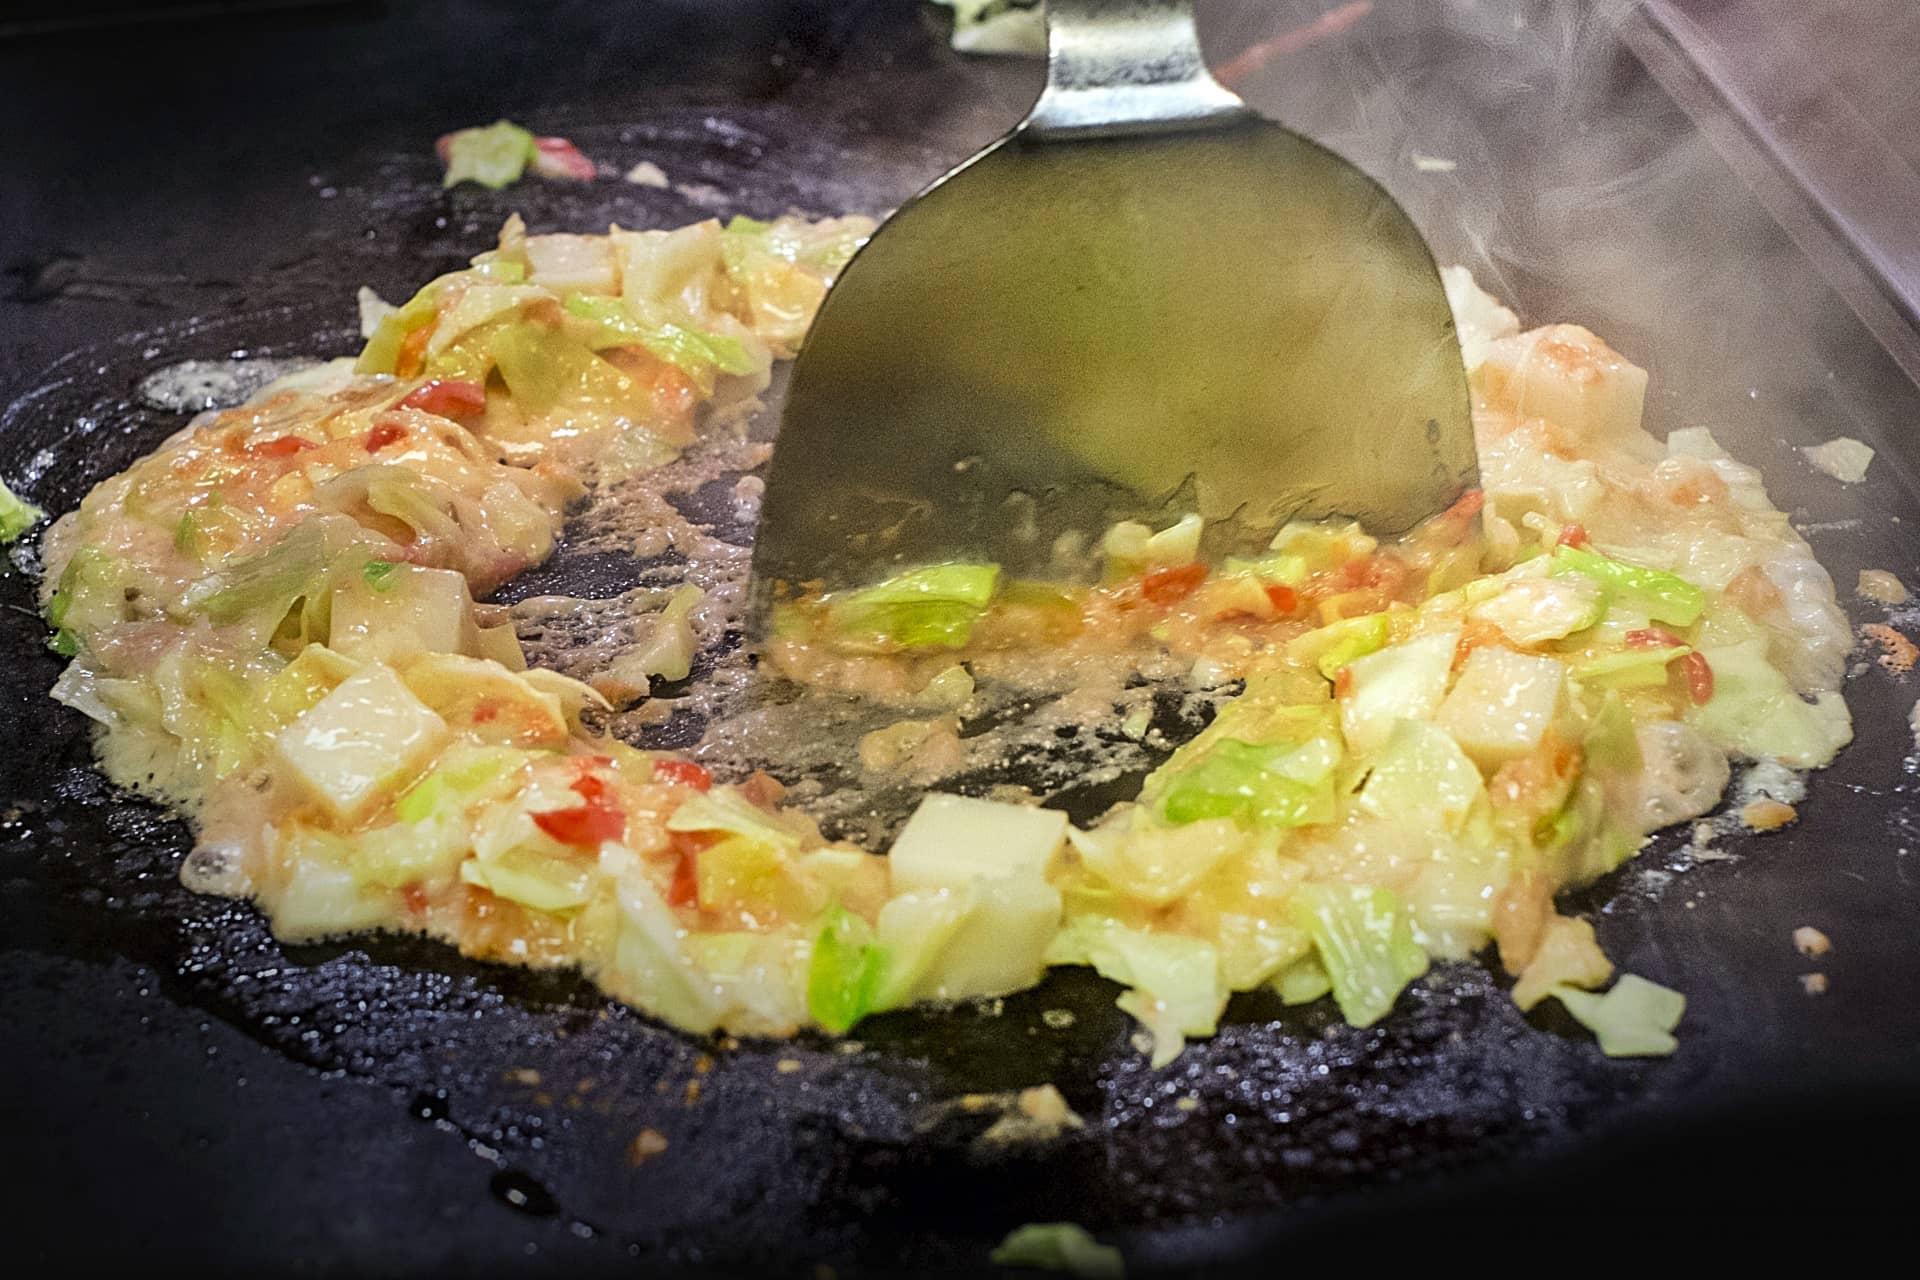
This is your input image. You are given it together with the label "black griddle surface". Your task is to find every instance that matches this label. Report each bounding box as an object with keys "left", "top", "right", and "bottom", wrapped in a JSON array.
[{"left": 4, "top": 1, "right": 1919, "bottom": 1269}]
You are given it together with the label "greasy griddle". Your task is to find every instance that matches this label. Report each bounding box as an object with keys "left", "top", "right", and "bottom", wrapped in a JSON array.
[{"left": 4, "top": 1, "right": 1920, "bottom": 1268}]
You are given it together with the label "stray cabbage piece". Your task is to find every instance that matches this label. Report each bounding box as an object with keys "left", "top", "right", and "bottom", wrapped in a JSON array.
[
  {"left": 1801, "top": 436, "right": 1874, "bottom": 484},
  {"left": 1511, "top": 916, "right": 1613, "bottom": 1011},
  {"left": 439, "top": 120, "right": 539, "bottom": 189},
  {"left": 1546, "top": 973, "right": 1685, "bottom": 1057},
  {"left": 826, "top": 562, "right": 1001, "bottom": 651},
  {"left": 990, "top": 1222, "right": 1125, "bottom": 1280},
  {"left": 438, "top": 122, "right": 593, "bottom": 190},
  {"left": 1290, "top": 883, "right": 1429, "bottom": 1028},
  {"left": 0, "top": 476, "right": 45, "bottom": 542}
]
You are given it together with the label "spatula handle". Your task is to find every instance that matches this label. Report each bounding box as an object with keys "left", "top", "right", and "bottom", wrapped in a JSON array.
[{"left": 1026, "top": 0, "right": 1250, "bottom": 138}]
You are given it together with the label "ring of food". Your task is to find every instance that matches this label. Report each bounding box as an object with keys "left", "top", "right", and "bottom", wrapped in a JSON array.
[{"left": 19, "top": 213, "right": 1852, "bottom": 1065}]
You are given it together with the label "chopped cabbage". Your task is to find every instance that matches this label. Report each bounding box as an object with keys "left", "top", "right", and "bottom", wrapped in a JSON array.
[
  {"left": 1687, "top": 639, "right": 1851, "bottom": 767},
  {"left": 1056, "top": 916, "right": 1224, "bottom": 1067},
  {"left": 1547, "top": 973, "right": 1685, "bottom": 1057},
  {"left": 1337, "top": 628, "right": 1460, "bottom": 754},
  {"left": 1156, "top": 738, "right": 1338, "bottom": 828},
  {"left": 666, "top": 785, "right": 808, "bottom": 852},
  {"left": 827, "top": 562, "right": 1001, "bottom": 651},
  {"left": 441, "top": 120, "right": 538, "bottom": 189},
  {"left": 1099, "top": 514, "right": 1204, "bottom": 578},
  {"left": 1551, "top": 545, "right": 1704, "bottom": 626},
  {"left": 0, "top": 476, "right": 44, "bottom": 542},
  {"left": 990, "top": 1223, "right": 1124, "bottom": 1279},
  {"left": 807, "top": 903, "right": 888, "bottom": 1033},
  {"left": 1290, "top": 883, "right": 1428, "bottom": 1028},
  {"left": 1355, "top": 719, "right": 1484, "bottom": 834},
  {"left": 1285, "top": 613, "right": 1388, "bottom": 679}
]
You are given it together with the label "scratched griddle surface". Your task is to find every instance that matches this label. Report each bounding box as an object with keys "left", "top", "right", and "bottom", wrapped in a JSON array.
[{"left": 3, "top": 1, "right": 1918, "bottom": 1270}]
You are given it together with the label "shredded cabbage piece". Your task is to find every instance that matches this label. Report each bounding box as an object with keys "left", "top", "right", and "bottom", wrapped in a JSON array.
[
  {"left": 990, "top": 1222, "right": 1125, "bottom": 1278},
  {"left": 1547, "top": 973, "right": 1685, "bottom": 1057},
  {"left": 440, "top": 120, "right": 538, "bottom": 189},
  {"left": 0, "top": 476, "right": 46, "bottom": 543}
]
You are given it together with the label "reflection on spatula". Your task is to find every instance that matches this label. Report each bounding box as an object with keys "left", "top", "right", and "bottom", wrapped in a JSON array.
[{"left": 748, "top": 0, "right": 1475, "bottom": 631}]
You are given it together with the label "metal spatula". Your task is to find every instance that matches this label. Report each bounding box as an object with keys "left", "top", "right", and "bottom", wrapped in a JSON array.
[{"left": 748, "top": 0, "right": 1475, "bottom": 628}]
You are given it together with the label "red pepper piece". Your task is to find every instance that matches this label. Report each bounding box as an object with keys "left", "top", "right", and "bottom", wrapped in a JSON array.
[
  {"left": 364, "top": 420, "right": 406, "bottom": 451},
  {"left": 1680, "top": 651, "right": 1714, "bottom": 705},
  {"left": 398, "top": 379, "right": 487, "bottom": 420},
  {"left": 532, "top": 136, "right": 596, "bottom": 181},
  {"left": 533, "top": 802, "right": 625, "bottom": 847},
  {"left": 652, "top": 759, "right": 712, "bottom": 791},
  {"left": 245, "top": 435, "right": 318, "bottom": 459},
  {"left": 1141, "top": 563, "right": 1207, "bottom": 605},
  {"left": 1625, "top": 627, "right": 1686, "bottom": 649}
]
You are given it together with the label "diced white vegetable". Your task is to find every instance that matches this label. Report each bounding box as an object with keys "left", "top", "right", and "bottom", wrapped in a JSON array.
[
  {"left": 330, "top": 565, "right": 481, "bottom": 663},
  {"left": 273, "top": 665, "right": 448, "bottom": 820},
  {"left": 1436, "top": 646, "right": 1567, "bottom": 768},
  {"left": 1473, "top": 324, "right": 1649, "bottom": 449},
  {"left": 1338, "top": 628, "right": 1460, "bottom": 755},
  {"left": 886, "top": 794, "right": 1068, "bottom": 892},
  {"left": 1099, "top": 513, "right": 1204, "bottom": 574}
]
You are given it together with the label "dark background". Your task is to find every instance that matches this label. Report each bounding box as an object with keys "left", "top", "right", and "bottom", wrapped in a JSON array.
[{"left": 4, "top": 1, "right": 1920, "bottom": 1271}]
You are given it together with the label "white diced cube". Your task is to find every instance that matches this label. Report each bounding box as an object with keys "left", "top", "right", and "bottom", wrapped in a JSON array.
[
  {"left": 329, "top": 565, "right": 480, "bottom": 663},
  {"left": 274, "top": 665, "right": 448, "bottom": 820},
  {"left": 886, "top": 794, "right": 1068, "bottom": 892},
  {"left": 1437, "top": 646, "right": 1566, "bottom": 768},
  {"left": 1472, "top": 324, "right": 1649, "bottom": 448}
]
